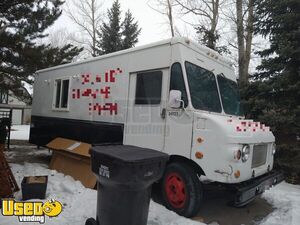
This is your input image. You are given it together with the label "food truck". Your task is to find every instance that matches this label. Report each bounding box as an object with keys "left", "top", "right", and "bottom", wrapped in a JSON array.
[{"left": 30, "top": 37, "right": 283, "bottom": 217}]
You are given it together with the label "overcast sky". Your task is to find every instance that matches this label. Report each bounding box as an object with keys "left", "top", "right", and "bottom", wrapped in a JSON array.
[
  {"left": 51, "top": 0, "right": 193, "bottom": 46},
  {"left": 46, "top": 0, "right": 268, "bottom": 75}
]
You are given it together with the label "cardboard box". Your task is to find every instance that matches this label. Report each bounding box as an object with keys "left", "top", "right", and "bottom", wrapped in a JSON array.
[{"left": 47, "top": 138, "right": 96, "bottom": 189}]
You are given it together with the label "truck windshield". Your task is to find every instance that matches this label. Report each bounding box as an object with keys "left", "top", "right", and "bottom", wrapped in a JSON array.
[
  {"left": 185, "top": 61, "right": 222, "bottom": 113},
  {"left": 217, "top": 74, "right": 242, "bottom": 116}
]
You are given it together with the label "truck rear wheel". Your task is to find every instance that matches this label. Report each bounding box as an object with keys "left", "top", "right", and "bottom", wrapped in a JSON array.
[{"left": 161, "top": 162, "right": 202, "bottom": 218}]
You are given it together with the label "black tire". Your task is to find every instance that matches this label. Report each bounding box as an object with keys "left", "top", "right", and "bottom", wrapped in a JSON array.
[
  {"left": 151, "top": 181, "right": 163, "bottom": 204},
  {"left": 85, "top": 218, "right": 97, "bottom": 225},
  {"left": 161, "top": 162, "right": 203, "bottom": 218}
]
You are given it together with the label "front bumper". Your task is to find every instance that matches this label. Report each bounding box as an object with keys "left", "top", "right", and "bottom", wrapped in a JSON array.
[{"left": 231, "top": 170, "right": 284, "bottom": 207}]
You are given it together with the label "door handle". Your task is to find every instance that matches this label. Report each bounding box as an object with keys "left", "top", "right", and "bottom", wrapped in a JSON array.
[{"left": 161, "top": 108, "right": 166, "bottom": 119}]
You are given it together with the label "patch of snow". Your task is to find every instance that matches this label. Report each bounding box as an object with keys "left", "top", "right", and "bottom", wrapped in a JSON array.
[
  {"left": 207, "top": 222, "right": 220, "bottom": 225},
  {"left": 149, "top": 202, "right": 204, "bottom": 225},
  {"left": 1, "top": 160, "right": 299, "bottom": 225},
  {"left": 260, "top": 182, "right": 300, "bottom": 225},
  {"left": 0, "top": 163, "right": 205, "bottom": 225},
  {"left": 10, "top": 125, "right": 30, "bottom": 140}
]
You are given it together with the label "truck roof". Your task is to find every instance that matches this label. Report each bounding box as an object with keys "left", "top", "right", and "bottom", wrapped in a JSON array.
[{"left": 37, "top": 37, "right": 233, "bottom": 74}]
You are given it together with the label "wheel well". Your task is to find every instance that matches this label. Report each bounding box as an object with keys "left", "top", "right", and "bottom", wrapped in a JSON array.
[{"left": 168, "top": 155, "right": 206, "bottom": 176}]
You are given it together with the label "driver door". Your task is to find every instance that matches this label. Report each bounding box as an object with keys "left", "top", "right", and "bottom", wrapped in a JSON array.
[
  {"left": 164, "top": 62, "right": 193, "bottom": 159},
  {"left": 124, "top": 69, "right": 169, "bottom": 151}
]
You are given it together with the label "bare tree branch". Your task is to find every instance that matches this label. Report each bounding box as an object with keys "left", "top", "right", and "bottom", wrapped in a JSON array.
[
  {"left": 147, "top": 0, "right": 178, "bottom": 37},
  {"left": 65, "top": 0, "right": 104, "bottom": 57},
  {"left": 175, "top": 0, "right": 212, "bottom": 19},
  {"left": 175, "top": 0, "right": 224, "bottom": 50}
]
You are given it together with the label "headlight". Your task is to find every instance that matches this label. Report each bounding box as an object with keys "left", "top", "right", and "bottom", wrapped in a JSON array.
[
  {"left": 241, "top": 145, "right": 250, "bottom": 162},
  {"left": 272, "top": 143, "right": 276, "bottom": 155}
]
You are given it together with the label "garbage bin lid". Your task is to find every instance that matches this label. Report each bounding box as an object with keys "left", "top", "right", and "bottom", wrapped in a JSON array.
[{"left": 91, "top": 145, "right": 169, "bottom": 164}]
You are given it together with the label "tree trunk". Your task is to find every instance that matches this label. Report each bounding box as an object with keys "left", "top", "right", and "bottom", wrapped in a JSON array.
[
  {"left": 167, "top": 0, "right": 175, "bottom": 37},
  {"left": 244, "top": 0, "right": 254, "bottom": 82},
  {"left": 236, "top": 0, "right": 247, "bottom": 85},
  {"left": 92, "top": 0, "right": 96, "bottom": 57},
  {"left": 209, "top": 0, "right": 219, "bottom": 49}
]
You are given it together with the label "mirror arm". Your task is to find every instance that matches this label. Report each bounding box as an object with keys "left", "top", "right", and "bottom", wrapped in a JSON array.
[
  {"left": 177, "top": 99, "right": 192, "bottom": 118},
  {"left": 176, "top": 99, "right": 184, "bottom": 109}
]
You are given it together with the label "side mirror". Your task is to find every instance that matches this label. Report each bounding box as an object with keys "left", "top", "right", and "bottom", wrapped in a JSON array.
[{"left": 168, "top": 90, "right": 182, "bottom": 108}]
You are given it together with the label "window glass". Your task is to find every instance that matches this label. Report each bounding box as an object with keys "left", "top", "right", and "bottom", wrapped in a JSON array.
[
  {"left": 61, "top": 80, "right": 69, "bottom": 108},
  {"left": 55, "top": 80, "right": 61, "bottom": 108},
  {"left": 170, "top": 63, "right": 188, "bottom": 107},
  {"left": 54, "top": 78, "right": 69, "bottom": 109},
  {"left": 185, "top": 61, "right": 222, "bottom": 113},
  {"left": 135, "top": 71, "right": 162, "bottom": 105},
  {"left": 217, "top": 74, "right": 242, "bottom": 116}
]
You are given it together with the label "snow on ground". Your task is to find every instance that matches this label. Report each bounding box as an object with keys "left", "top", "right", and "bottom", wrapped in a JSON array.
[
  {"left": 10, "top": 125, "right": 30, "bottom": 140},
  {"left": 1, "top": 162, "right": 299, "bottom": 225},
  {"left": 0, "top": 163, "right": 205, "bottom": 225},
  {"left": 3, "top": 124, "right": 300, "bottom": 225},
  {"left": 260, "top": 182, "right": 300, "bottom": 225}
]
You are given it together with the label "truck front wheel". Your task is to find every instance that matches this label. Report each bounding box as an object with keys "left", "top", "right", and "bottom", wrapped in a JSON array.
[{"left": 161, "top": 162, "right": 202, "bottom": 218}]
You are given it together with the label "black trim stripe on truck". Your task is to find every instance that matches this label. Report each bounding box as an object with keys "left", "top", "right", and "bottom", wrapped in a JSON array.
[{"left": 29, "top": 116, "right": 124, "bottom": 146}]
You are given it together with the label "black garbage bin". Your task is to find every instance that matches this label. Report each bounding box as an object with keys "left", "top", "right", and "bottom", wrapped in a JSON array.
[{"left": 86, "top": 145, "right": 169, "bottom": 225}]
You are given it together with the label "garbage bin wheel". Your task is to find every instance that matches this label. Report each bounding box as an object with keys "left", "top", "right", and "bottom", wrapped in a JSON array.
[
  {"left": 85, "top": 218, "right": 97, "bottom": 225},
  {"left": 161, "top": 162, "right": 202, "bottom": 218}
]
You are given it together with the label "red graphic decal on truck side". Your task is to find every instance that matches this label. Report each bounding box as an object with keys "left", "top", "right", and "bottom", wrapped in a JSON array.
[
  {"left": 89, "top": 103, "right": 117, "bottom": 115},
  {"left": 71, "top": 68, "right": 122, "bottom": 115},
  {"left": 81, "top": 74, "right": 90, "bottom": 84},
  {"left": 72, "top": 86, "right": 111, "bottom": 99}
]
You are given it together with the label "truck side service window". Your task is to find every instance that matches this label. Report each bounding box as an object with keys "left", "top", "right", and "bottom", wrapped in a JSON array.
[
  {"left": 170, "top": 63, "right": 188, "bottom": 107},
  {"left": 54, "top": 78, "right": 69, "bottom": 109},
  {"left": 185, "top": 61, "right": 222, "bottom": 113},
  {"left": 135, "top": 71, "right": 162, "bottom": 105}
]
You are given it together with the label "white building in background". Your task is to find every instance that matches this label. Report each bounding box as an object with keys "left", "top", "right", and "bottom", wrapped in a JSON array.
[{"left": 0, "top": 89, "right": 31, "bottom": 125}]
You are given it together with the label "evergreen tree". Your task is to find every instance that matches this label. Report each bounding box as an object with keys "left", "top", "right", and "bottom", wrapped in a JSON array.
[
  {"left": 242, "top": 0, "right": 300, "bottom": 182},
  {"left": 0, "top": 0, "right": 83, "bottom": 103},
  {"left": 122, "top": 10, "right": 141, "bottom": 50},
  {"left": 195, "top": 26, "right": 230, "bottom": 55},
  {"left": 195, "top": 26, "right": 219, "bottom": 50},
  {"left": 97, "top": 0, "right": 122, "bottom": 55},
  {"left": 253, "top": 0, "right": 300, "bottom": 143},
  {"left": 97, "top": 0, "right": 141, "bottom": 55}
]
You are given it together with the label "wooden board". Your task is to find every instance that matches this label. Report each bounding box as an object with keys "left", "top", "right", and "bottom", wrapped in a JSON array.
[{"left": 0, "top": 148, "right": 19, "bottom": 198}]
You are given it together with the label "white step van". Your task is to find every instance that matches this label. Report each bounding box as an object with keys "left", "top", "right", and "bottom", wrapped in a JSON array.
[{"left": 30, "top": 37, "right": 283, "bottom": 217}]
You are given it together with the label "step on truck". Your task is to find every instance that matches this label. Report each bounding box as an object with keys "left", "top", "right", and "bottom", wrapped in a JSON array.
[{"left": 30, "top": 37, "right": 284, "bottom": 217}]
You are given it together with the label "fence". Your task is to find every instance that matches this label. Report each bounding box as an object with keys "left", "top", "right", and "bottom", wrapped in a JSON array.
[{"left": 0, "top": 109, "right": 12, "bottom": 149}]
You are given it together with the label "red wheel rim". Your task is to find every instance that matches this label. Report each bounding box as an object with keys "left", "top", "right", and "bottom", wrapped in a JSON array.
[{"left": 165, "top": 172, "right": 187, "bottom": 209}]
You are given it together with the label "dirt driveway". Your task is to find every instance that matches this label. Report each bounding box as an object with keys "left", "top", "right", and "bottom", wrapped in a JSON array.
[{"left": 194, "top": 187, "right": 273, "bottom": 225}]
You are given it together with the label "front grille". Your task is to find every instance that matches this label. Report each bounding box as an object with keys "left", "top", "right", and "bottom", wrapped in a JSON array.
[{"left": 252, "top": 144, "right": 268, "bottom": 168}]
